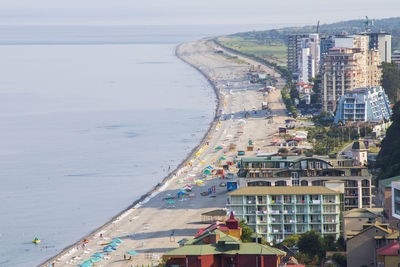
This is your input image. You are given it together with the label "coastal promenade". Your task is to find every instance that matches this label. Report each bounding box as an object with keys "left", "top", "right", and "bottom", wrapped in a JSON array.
[{"left": 42, "top": 39, "right": 289, "bottom": 266}]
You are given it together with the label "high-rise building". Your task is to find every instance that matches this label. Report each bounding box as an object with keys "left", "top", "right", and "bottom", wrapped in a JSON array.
[
  {"left": 321, "top": 35, "right": 381, "bottom": 111},
  {"left": 365, "top": 32, "right": 392, "bottom": 63},
  {"left": 334, "top": 86, "right": 391, "bottom": 124},
  {"left": 297, "top": 34, "right": 320, "bottom": 83},
  {"left": 287, "top": 34, "right": 308, "bottom": 80}
]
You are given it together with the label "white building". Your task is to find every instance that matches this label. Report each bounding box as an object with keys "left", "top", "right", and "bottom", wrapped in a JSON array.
[
  {"left": 297, "top": 34, "right": 320, "bottom": 83},
  {"left": 392, "top": 181, "right": 400, "bottom": 220},
  {"left": 334, "top": 86, "right": 391, "bottom": 124}
]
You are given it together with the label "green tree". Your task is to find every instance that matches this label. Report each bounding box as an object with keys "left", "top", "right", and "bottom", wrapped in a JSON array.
[
  {"left": 381, "top": 62, "right": 400, "bottom": 103},
  {"left": 332, "top": 253, "right": 346, "bottom": 267},
  {"left": 280, "top": 234, "right": 300, "bottom": 247},
  {"left": 376, "top": 101, "right": 400, "bottom": 179},
  {"left": 238, "top": 219, "right": 253, "bottom": 242},
  {"left": 297, "top": 231, "right": 325, "bottom": 260}
]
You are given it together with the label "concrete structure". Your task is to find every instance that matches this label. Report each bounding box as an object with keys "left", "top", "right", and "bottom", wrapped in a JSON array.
[
  {"left": 392, "top": 50, "right": 400, "bottom": 69},
  {"left": 351, "top": 139, "right": 368, "bottom": 166},
  {"left": 365, "top": 32, "right": 392, "bottom": 63},
  {"left": 163, "top": 215, "right": 285, "bottom": 267},
  {"left": 227, "top": 186, "right": 341, "bottom": 243},
  {"left": 322, "top": 35, "right": 381, "bottom": 112},
  {"left": 391, "top": 181, "right": 400, "bottom": 221},
  {"left": 297, "top": 34, "right": 320, "bottom": 83},
  {"left": 377, "top": 241, "right": 400, "bottom": 267},
  {"left": 346, "top": 222, "right": 399, "bottom": 267},
  {"left": 378, "top": 176, "right": 400, "bottom": 227},
  {"left": 237, "top": 154, "right": 372, "bottom": 211},
  {"left": 343, "top": 208, "right": 383, "bottom": 239},
  {"left": 287, "top": 34, "right": 308, "bottom": 79},
  {"left": 334, "top": 86, "right": 391, "bottom": 124}
]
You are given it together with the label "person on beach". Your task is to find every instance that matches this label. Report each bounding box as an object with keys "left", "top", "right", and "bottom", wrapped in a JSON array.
[{"left": 170, "top": 230, "right": 175, "bottom": 242}]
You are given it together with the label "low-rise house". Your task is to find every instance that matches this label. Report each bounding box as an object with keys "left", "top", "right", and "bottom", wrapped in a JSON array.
[
  {"left": 227, "top": 186, "right": 341, "bottom": 243},
  {"left": 377, "top": 240, "right": 400, "bottom": 267},
  {"left": 343, "top": 208, "right": 383, "bottom": 239},
  {"left": 346, "top": 222, "right": 399, "bottom": 267},
  {"left": 163, "top": 214, "right": 285, "bottom": 267},
  {"left": 378, "top": 176, "right": 400, "bottom": 227},
  {"left": 237, "top": 151, "right": 371, "bottom": 211}
]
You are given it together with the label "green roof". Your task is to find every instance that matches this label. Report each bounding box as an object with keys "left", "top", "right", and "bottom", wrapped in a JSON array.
[
  {"left": 241, "top": 156, "right": 298, "bottom": 163},
  {"left": 164, "top": 242, "right": 285, "bottom": 256},
  {"left": 164, "top": 228, "right": 285, "bottom": 257},
  {"left": 228, "top": 186, "right": 339, "bottom": 196},
  {"left": 379, "top": 176, "right": 400, "bottom": 188}
]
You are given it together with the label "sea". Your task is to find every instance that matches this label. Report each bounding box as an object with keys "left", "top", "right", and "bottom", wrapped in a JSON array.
[{"left": 0, "top": 24, "right": 270, "bottom": 266}]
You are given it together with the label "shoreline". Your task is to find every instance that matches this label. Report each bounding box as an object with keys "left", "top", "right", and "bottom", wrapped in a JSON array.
[{"left": 40, "top": 40, "right": 222, "bottom": 266}]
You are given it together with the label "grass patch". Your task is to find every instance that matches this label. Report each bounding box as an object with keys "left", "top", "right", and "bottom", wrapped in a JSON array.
[{"left": 217, "top": 36, "right": 287, "bottom": 66}]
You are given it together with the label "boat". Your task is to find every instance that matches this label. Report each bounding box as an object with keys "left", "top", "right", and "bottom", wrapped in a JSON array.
[{"left": 32, "top": 238, "right": 41, "bottom": 244}]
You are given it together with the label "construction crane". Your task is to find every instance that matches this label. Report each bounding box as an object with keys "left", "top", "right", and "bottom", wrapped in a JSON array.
[{"left": 316, "top": 20, "right": 320, "bottom": 34}]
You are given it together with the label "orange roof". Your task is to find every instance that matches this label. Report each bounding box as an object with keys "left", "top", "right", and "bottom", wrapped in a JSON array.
[{"left": 377, "top": 241, "right": 399, "bottom": 256}]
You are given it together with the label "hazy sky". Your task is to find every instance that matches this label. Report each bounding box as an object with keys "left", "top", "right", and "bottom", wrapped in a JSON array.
[{"left": 0, "top": 0, "right": 399, "bottom": 26}]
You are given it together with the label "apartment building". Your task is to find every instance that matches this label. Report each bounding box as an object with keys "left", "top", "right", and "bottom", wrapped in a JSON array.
[
  {"left": 334, "top": 86, "right": 391, "bottom": 124},
  {"left": 287, "top": 34, "right": 308, "bottom": 79},
  {"left": 227, "top": 186, "right": 341, "bottom": 243},
  {"left": 237, "top": 153, "right": 372, "bottom": 211},
  {"left": 365, "top": 32, "right": 392, "bottom": 63},
  {"left": 322, "top": 35, "right": 381, "bottom": 111}
]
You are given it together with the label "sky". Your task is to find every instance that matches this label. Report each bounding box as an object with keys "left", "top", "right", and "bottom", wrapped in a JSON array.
[{"left": 0, "top": 0, "right": 399, "bottom": 26}]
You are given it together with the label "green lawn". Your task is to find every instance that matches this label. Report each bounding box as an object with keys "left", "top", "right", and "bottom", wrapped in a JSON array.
[{"left": 217, "top": 37, "right": 287, "bottom": 66}]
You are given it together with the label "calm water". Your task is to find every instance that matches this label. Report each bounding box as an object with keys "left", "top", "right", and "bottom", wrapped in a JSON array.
[{"left": 0, "top": 24, "right": 268, "bottom": 266}]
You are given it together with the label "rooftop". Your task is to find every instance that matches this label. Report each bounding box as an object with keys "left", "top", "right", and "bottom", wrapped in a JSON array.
[
  {"left": 379, "top": 176, "right": 400, "bottom": 188},
  {"left": 377, "top": 241, "right": 399, "bottom": 256},
  {"left": 343, "top": 208, "right": 383, "bottom": 218},
  {"left": 228, "top": 186, "right": 339, "bottom": 196}
]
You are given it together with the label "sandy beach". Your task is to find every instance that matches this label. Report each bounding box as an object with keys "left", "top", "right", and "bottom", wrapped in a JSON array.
[{"left": 42, "top": 38, "right": 290, "bottom": 267}]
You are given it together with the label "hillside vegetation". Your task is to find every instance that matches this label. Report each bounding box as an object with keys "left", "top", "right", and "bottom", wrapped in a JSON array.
[{"left": 217, "top": 17, "right": 400, "bottom": 66}]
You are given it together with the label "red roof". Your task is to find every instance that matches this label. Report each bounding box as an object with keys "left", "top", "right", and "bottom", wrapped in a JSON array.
[
  {"left": 296, "top": 82, "right": 308, "bottom": 86},
  {"left": 377, "top": 241, "right": 399, "bottom": 256}
]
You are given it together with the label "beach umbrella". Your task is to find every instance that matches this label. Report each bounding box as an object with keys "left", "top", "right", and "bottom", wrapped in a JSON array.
[
  {"left": 167, "top": 200, "right": 176, "bottom": 204},
  {"left": 203, "top": 169, "right": 212, "bottom": 175},
  {"left": 271, "top": 139, "right": 281, "bottom": 143},
  {"left": 205, "top": 165, "right": 214, "bottom": 170},
  {"left": 103, "top": 247, "right": 113, "bottom": 252},
  {"left": 92, "top": 253, "right": 104, "bottom": 258},
  {"left": 112, "top": 238, "right": 123, "bottom": 243},
  {"left": 219, "top": 156, "right": 226, "bottom": 160},
  {"left": 126, "top": 250, "right": 139, "bottom": 255},
  {"left": 89, "top": 257, "right": 102, "bottom": 263},
  {"left": 109, "top": 242, "right": 119, "bottom": 248},
  {"left": 78, "top": 260, "right": 93, "bottom": 267},
  {"left": 215, "top": 146, "right": 224, "bottom": 150}
]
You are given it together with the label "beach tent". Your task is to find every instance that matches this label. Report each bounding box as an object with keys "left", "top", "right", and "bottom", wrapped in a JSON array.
[
  {"left": 203, "top": 169, "right": 212, "bottom": 175},
  {"left": 78, "top": 260, "right": 93, "bottom": 267},
  {"left": 89, "top": 257, "right": 102, "bottom": 263},
  {"left": 126, "top": 250, "right": 139, "bottom": 255},
  {"left": 92, "top": 253, "right": 104, "bottom": 258}
]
